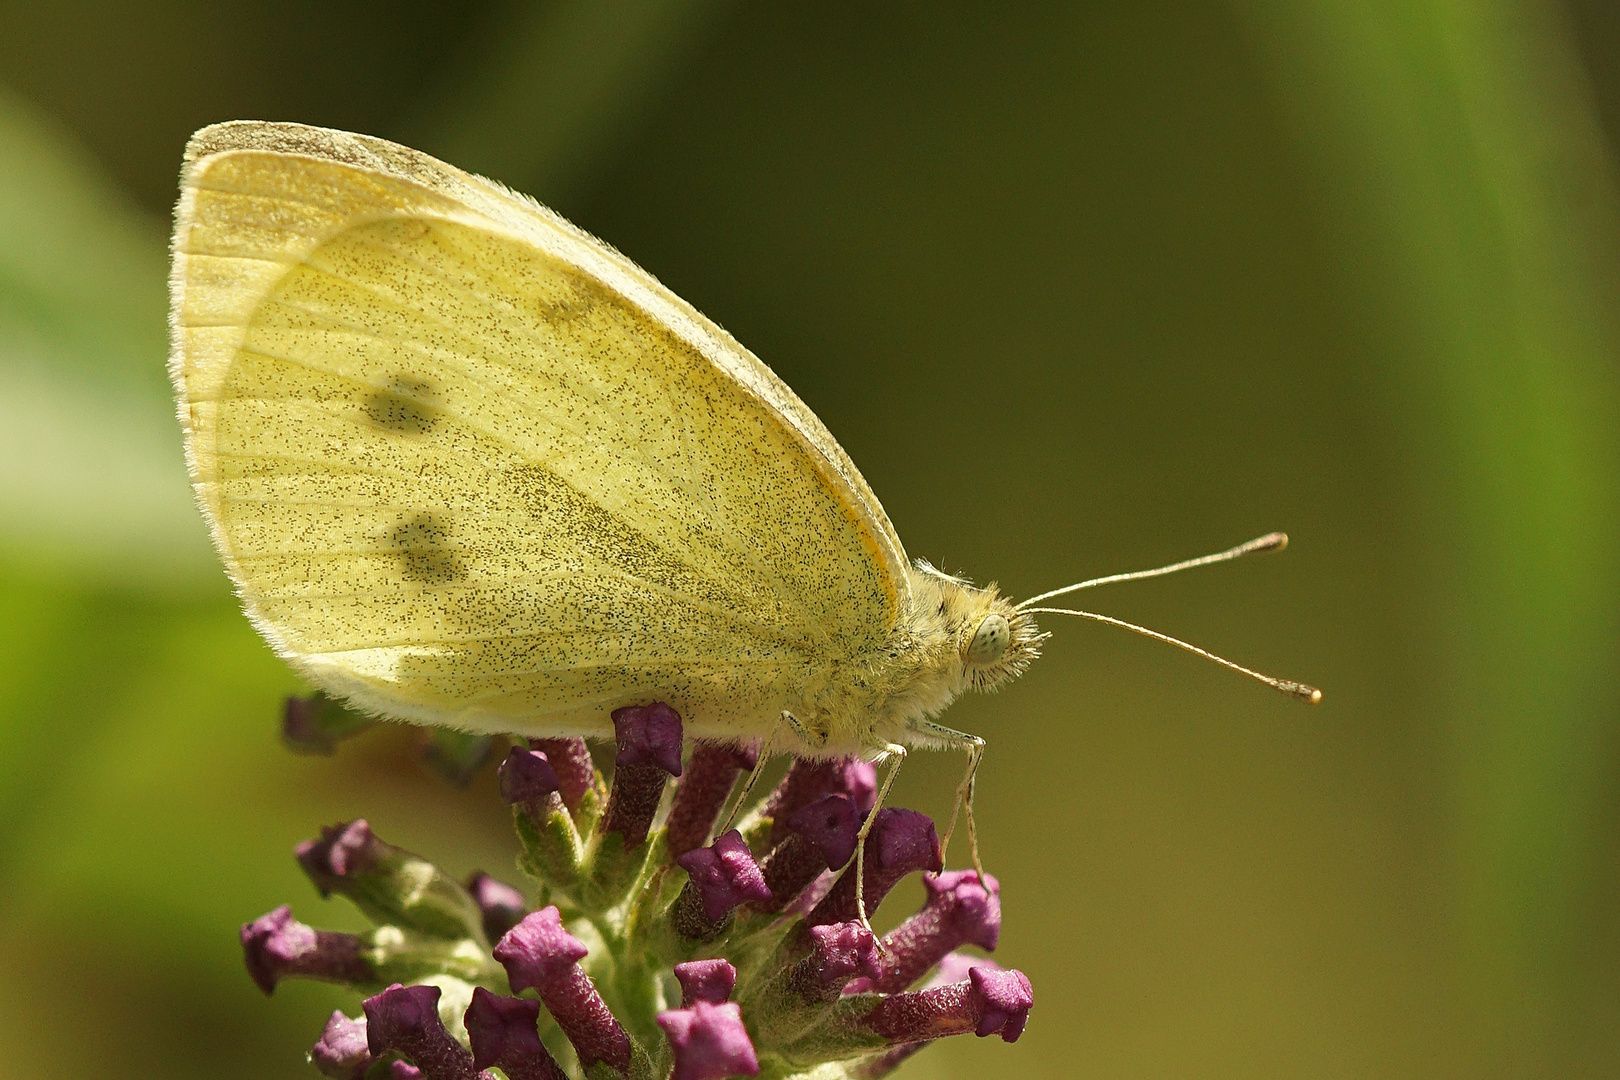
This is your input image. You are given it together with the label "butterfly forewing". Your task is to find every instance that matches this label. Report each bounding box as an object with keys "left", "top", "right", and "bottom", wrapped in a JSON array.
[{"left": 171, "top": 124, "right": 907, "bottom": 740}]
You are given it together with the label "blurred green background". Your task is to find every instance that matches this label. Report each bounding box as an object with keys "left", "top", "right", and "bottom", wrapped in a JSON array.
[{"left": 2, "top": 2, "right": 1619, "bottom": 1077}]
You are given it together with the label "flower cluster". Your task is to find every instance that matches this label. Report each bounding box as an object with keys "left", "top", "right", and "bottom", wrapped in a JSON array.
[{"left": 245, "top": 696, "right": 1032, "bottom": 1079}]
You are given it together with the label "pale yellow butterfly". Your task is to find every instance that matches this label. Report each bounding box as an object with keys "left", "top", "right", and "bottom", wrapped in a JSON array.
[{"left": 169, "top": 122, "right": 1318, "bottom": 894}]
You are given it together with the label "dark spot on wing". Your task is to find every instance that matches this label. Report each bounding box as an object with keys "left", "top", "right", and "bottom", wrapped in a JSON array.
[
  {"left": 389, "top": 511, "right": 463, "bottom": 583},
  {"left": 364, "top": 377, "right": 438, "bottom": 435},
  {"left": 526, "top": 274, "right": 618, "bottom": 324}
]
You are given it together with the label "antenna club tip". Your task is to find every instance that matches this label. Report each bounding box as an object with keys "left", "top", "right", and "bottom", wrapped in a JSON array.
[
  {"left": 1274, "top": 679, "right": 1321, "bottom": 703},
  {"left": 1259, "top": 531, "right": 1288, "bottom": 552}
]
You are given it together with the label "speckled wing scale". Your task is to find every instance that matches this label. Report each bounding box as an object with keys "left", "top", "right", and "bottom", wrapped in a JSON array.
[{"left": 170, "top": 121, "right": 911, "bottom": 742}]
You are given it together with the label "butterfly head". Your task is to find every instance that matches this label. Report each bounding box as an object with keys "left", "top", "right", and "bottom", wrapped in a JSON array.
[
  {"left": 960, "top": 596, "right": 1045, "bottom": 692},
  {"left": 914, "top": 561, "right": 1046, "bottom": 693}
]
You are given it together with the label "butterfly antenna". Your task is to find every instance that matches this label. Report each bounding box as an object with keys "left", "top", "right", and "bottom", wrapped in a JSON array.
[
  {"left": 1017, "top": 532, "right": 1289, "bottom": 610},
  {"left": 1021, "top": 606, "right": 1322, "bottom": 704}
]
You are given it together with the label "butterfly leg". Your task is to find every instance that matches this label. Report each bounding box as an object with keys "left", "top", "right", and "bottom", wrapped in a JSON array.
[
  {"left": 906, "top": 719, "right": 988, "bottom": 883},
  {"left": 782, "top": 710, "right": 827, "bottom": 749},
  {"left": 855, "top": 741, "right": 908, "bottom": 941},
  {"left": 718, "top": 712, "right": 791, "bottom": 835}
]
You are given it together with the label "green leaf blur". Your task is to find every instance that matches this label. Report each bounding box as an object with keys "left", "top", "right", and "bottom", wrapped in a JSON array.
[{"left": 1, "top": 2, "right": 1617, "bottom": 1077}]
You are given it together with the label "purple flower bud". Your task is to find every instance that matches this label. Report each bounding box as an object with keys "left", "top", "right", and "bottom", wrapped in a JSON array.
[
  {"left": 421, "top": 730, "right": 497, "bottom": 788},
  {"left": 847, "top": 870, "right": 1001, "bottom": 994},
  {"left": 293, "top": 820, "right": 485, "bottom": 941},
  {"left": 839, "top": 758, "right": 878, "bottom": 817},
  {"left": 933, "top": 872, "right": 1002, "bottom": 951},
  {"left": 763, "top": 757, "right": 877, "bottom": 846},
  {"left": 782, "top": 869, "right": 837, "bottom": 916},
  {"left": 970, "top": 966, "right": 1035, "bottom": 1040},
  {"left": 805, "top": 810, "right": 942, "bottom": 928},
  {"left": 850, "top": 1050, "right": 912, "bottom": 1080},
  {"left": 666, "top": 741, "right": 760, "bottom": 858},
  {"left": 296, "top": 820, "right": 384, "bottom": 896},
  {"left": 673, "top": 959, "right": 737, "bottom": 1006},
  {"left": 498, "top": 748, "right": 561, "bottom": 809},
  {"left": 860, "top": 965, "right": 1033, "bottom": 1045},
  {"left": 283, "top": 694, "right": 336, "bottom": 754},
  {"left": 610, "top": 702, "right": 684, "bottom": 775},
  {"left": 241, "top": 906, "right": 373, "bottom": 995},
  {"left": 282, "top": 693, "right": 373, "bottom": 754},
  {"left": 789, "top": 922, "right": 883, "bottom": 1003},
  {"left": 752, "top": 793, "right": 857, "bottom": 915},
  {"left": 601, "top": 703, "right": 684, "bottom": 848},
  {"left": 760, "top": 758, "right": 821, "bottom": 827},
  {"left": 390, "top": 1063, "right": 424, "bottom": 1080},
  {"left": 464, "top": 872, "right": 528, "bottom": 944},
  {"left": 929, "top": 952, "right": 1001, "bottom": 987},
  {"left": 753, "top": 837, "right": 825, "bottom": 916},
  {"left": 848, "top": 1040, "right": 922, "bottom": 1079},
  {"left": 493, "top": 906, "right": 587, "bottom": 986},
  {"left": 681, "top": 831, "right": 773, "bottom": 921},
  {"left": 852, "top": 957, "right": 1007, "bottom": 1076},
  {"left": 529, "top": 738, "right": 595, "bottom": 811},
  {"left": 362, "top": 983, "right": 482, "bottom": 1079},
  {"left": 656, "top": 1001, "right": 760, "bottom": 1080},
  {"left": 602, "top": 769, "right": 665, "bottom": 849},
  {"left": 309, "top": 1010, "right": 374, "bottom": 1080},
  {"left": 493, "top": 908, "right": 632, "bottom": 1073},
  {"left": 788, "top": 793, "right": 860, "bottom": 870},
  {"left": 465, "top": 987, "right": 568, "bottom": 1080}
]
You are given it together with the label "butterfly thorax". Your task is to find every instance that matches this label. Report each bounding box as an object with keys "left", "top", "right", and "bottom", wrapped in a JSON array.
[{"left": 785, "top": 565, "right": 1043, "bottom": 755}]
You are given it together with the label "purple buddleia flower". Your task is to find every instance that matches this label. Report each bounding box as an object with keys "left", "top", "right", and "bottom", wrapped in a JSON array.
[
  {"left": 309, "top": 1010, "right": 374, "bottom": 1080},
  {"left": 845, "top": 956, "right": 1007, "bottom": 1080},
  {"left": 282, "top": 694, "right": 340, "bottom": 755},
  {"left": 787, "top": 793, "right": 862, "bottom": 871},
  {"left": 282, "top": 692, "right": 375, "bottom": 754},
  {"left": 493, "top": 906, "right": 587, "bottom": 987},
  {"left": 676, "top": 830, "right": 773, "bottom": 927},
  {"left": 666, "top": 741, "right": 759, "bottom": 858},
  {"left": 464, "top": 872, "right": 529, "bottom": 944},
  {"left": 656, "top": 1001, "right": 760, "bottom": 1080},
  {"left": 755, "top": 793, "right": 862, "bottom": 914},
  {"left": 246, "top": 704, "right": 1032, "bottom": 1079},
  {"left": 673, "top": 959, "right": 737, "bottom": 1006},
  {"left": 465, "top": 987, "right": 569, "bottom": 1080},
  {"left": 241, "top": 906, "right": 373, "bottom": 994},
  {"left": 600, "top": 703, "right": 684, "bottom": 848},
  {"left": 498, "top": 748, "right": 562, "bottom": 810},
  {"left": 611, "top": 702, "right": 684, "bottom": 775},
  {"left": 493, "top": 907, "right": 633, "bottom": 1073},
  {"left": 860, "top": 964, "right": 1034, "bottom": 1044},
  {"left": 789, "top": 922, "right": 884, "bottom": 1003},
  {"left": 363, "top": 983, "right": 482, "bottom": 1080},
  {"left": 806, "top": 809, "right": 943, "bottom": 927},
  {"left": 847, "top": 869, "right": 1001, "bottom": 994},
  {"left": 529, "top": 737, "right": 596, "bottom": 811},
  {"left": 293, "top": 820, "right": 485, "bottom": 941},
  {"left": 763, "top": 757, "right": 877, "bottom": 846},
  {"left": 295, "top": 820, "right": 384, "bottom": 896}
]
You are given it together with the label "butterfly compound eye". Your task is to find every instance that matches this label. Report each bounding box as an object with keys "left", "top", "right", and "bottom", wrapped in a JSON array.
[{"left": 965, "top": 614, "right": 1011, "bottom": 666}]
